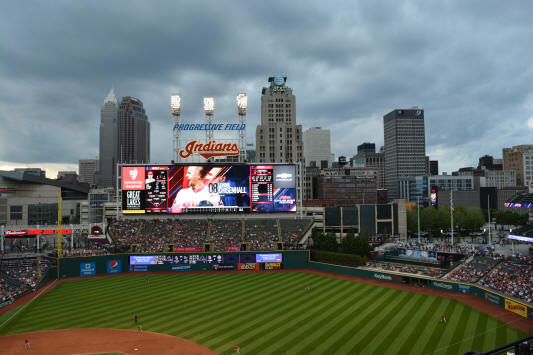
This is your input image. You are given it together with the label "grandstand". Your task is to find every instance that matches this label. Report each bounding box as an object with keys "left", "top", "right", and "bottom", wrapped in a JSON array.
[{"left": 108, "top": 217, "right": 313, "bottom": 252}]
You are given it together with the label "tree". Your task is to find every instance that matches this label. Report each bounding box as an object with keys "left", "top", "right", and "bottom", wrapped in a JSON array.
[
  {"left": 323, "top": 233, "right": 339, "bottom": 252},
  {"left": 420, "top": 206, "right": 437, "bottom": 232},
  {"left": 407, "top": 207, "right": 418, "bottom": 233},
  {"left": 465, "top": 207, "right": 485, "bottom": 231},
  {"left": 353, "top": 235, "right": 371, "bottom": 257},
  {"left": 342, "top": 230, "right": 357, "bottom": 254}
]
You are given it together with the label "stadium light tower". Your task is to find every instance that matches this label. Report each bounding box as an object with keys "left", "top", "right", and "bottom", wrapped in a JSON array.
[
  {"left": 171, "top": 94, "right": 182, "bottom": 162},
  {"left": 204, "top": 96, "right": 214, "bottom": 144},
  {"left": 237, "top": 93, "right": 247, "bottom": 162}
]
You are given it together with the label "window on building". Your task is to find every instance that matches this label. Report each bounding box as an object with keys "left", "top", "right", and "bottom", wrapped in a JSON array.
[{"left": 10, "top": 205, "right": 23, "bottom": 220}]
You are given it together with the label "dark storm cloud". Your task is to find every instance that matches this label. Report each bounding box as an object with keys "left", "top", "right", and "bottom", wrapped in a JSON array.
[{"left": 0, "top": 1, "right": 532, "bottom": 174}]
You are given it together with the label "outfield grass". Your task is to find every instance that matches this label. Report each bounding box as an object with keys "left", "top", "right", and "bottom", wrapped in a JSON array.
[{"left": 0, "top": 272, "right": 527, "bottom": 354}]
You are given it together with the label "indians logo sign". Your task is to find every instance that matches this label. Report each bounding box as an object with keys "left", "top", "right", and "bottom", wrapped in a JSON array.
[{"left": 179, "top": 140, "right": 240, "bottom": 160}]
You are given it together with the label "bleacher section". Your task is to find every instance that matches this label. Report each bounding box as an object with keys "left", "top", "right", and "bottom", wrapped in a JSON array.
[
  {"left": 108, "top": 217, "right": 313, "bottom": 252},
  {"left": 444, "top": 256, "right": 500, "bottom": 283}
]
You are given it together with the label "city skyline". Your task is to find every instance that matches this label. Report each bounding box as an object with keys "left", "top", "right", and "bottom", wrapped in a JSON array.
[{"left": 1, "top": 1, "right": 532, "bottom": 178}]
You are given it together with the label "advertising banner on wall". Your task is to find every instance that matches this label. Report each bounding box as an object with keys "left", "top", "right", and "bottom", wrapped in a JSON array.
[
  {"left": 264, "top": 263, "right": 281, "bottom": 270},
  {"left": 504, "top": 298, "right": 528, "bottom": 318},
  {"left": 238, "top": 263, "right": 259, "bottom": 271},
  {"left": 106, "top": 260, "right": 122, "bottom": 274},
  {"left": 399, "top": 249, "right": 438, "bottom": 261},
  {"left": 80, "top": 262, "right": 96, "bottom": 276},
  {"left": 256, "top": 253, "right": 283, "bottom": 263}
]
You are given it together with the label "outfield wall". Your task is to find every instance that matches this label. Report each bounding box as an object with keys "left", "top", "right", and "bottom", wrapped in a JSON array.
[
  {"left": 53, "top": 251, "right": 531, "bottom": 320},
  {"left": 307, "top": 260, "right": 532, "bottom": 320},
  {"left": 57, "top": 250, "right": 309, "bottom": 278}
]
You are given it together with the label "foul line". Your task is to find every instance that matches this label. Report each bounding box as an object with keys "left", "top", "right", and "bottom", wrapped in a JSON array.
[{"left": 0, "top": 279, "right": 58, "bottom": 330}]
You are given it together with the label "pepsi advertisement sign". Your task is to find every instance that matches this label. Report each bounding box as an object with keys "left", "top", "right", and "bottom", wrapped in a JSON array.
[
  {"left": 256, "top": 253, "right": 283, "bottom": 263},
  {"left": 130, "top": 256, "right": 157, "bottom": 265},
  {"left": 106, "top": 260, "right": 122, "bottom": 274},
  {"left": 80, "top": 262, "right": 96, "bottom": 276}
]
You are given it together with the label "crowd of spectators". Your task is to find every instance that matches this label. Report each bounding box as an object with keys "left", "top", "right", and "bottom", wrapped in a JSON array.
[
  {"left": 0, "top": 258, "right": 48, "bottom": 305},
  {"left": 108, "top": 218, "right": 310, "bottom": 252},
  {"left": 280, "top": 219, "right": 310, "bottom": 248},
  {"left": 210, "top": 220, "right": 242, "bottom": 251},
  {"left": 245, "top": 219, "right": 279, "bottom": 251},
  {"left": 480, "top": 256, "right": 533, "bottom": 304},
  {"left": 445, "top": 256, "right": 500, "bottom": 283}
]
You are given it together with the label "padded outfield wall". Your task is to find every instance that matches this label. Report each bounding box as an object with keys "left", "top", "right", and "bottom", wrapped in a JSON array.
[
  {"left": 307, "top": 260, "right": 532, "bottom": 319},
  {"left": 54, "top": 251, "right": 530, "bottom": 319},
  {"left": 57, "top": 250, "right": 309, "bottom": 278}
]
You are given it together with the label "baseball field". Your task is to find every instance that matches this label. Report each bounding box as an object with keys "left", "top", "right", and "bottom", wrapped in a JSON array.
[{"left": 0, "top": 271, "right": 527, "bottom": 354}]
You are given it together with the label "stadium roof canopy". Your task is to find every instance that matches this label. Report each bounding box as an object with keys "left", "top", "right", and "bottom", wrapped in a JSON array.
[
  {"left": 0, "top": 170, "right": 89, "bottom": 198},
  {"left": 504, "top": 193, "right": 533, "bottom": 209}
]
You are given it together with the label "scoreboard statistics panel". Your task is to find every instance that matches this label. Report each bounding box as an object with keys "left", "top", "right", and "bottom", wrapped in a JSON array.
[{"left": 122, "top": 164, "right": 296, "bottom": 214}]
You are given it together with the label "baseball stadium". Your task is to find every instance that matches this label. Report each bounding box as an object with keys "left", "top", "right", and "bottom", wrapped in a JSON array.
[{"left": 1, "top": 164, "right": 532, "bottom": 354}]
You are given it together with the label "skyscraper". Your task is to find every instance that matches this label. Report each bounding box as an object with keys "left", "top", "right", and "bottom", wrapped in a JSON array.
[
  {"left": 303, "top": 127, "right": 332, "bottom": 168},
  {"left": 78, "top": 159, "right": 99, "bottom": 185},
  {"left": 118, "top": 96, "right": 150, "bottom": 164},
  {"left": 384, "top": 108, "right": 426, "bottom": 200},
  {"left": 256, "top": 76, "right": 303, "bottom": 164},
  {"left": 97, "top": 87, "right": 118, "bottom": 187}
]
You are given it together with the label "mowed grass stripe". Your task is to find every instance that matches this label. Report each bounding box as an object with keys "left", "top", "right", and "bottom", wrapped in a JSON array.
[
  {"left": 149, "top": 273, "right": 315, "bottom": 336},
  {"left": 341, "top": 291, "right": 413, "bottom": 354},
  {"left": 247, "top": 280, "right": 368, "bottom": 355},
  {"left": 0, "top": 272, "right": 527, "bottom": 355},
  {"left": 367, "top": 293, "right": 427, "bottom": 355},
  {"left": 155, "top": 273, "right": 315, "bottom": 336},
  {"left": 443, "top": 303, "right": 473, "bottom": 355},
  {"left": 494, "top": 318, "right": 509, "bottom": 349},
  {"left": 137, "top": 273, "right": 291, "bottom": 329},
  {"left": 197, "top": 275, "right": 342, "bottom": 348},
  {"left": 101, "top": 273, "right": 287, "bottom": 331},
  {"left": 214, "top": 277, "right": 356, "bottom": 355},
  {"left": 470, "top": 310, "right": 489, "bottom": 353},
  {"left": 419, "top": 298, "right": 457, "bottom": 355},
  {"left": 317, "top": 288, "right": 402, "bottom": 354},
  {"left": 294, "top": 284, "right": 388, "bottom": 355},
  {"left": 1, "top": 274, "right": 238, "bottom": 334},
  {"left": 394, "top": 296, "right": 442, "bottom": 355}
]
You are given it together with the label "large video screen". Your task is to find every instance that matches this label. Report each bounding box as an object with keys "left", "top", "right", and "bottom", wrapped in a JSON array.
[{"left": 122, "top": 164, "right": 296, "bottom": 214}]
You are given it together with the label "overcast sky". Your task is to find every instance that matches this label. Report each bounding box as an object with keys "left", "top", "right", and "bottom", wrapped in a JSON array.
[{"left": 1, "top": 1, "right": 532, "bottom": 178}]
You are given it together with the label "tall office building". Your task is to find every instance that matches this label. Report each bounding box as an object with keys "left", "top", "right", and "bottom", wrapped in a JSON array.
[
  {"left": 357, "top": 142, "right": 376, "bottom": 154},
  {"left": 384, "top": 108, "right": 426, "bottom": 200},
  {"left": 118, "top": 96, "right": 150, "bottom": 164},
  {"left": 503, "top": 145, "right": 533, "bottom": 186},
  {"left": 97, "top": 87, "right": 119, "bottom": 187},
  {"left": 303, "top": 127, "right": 332, "bottom": 168},
  {"left": 78, "top": 159, "right": 98, "bottom": 185},
  {"left": 256, "top": 76, "right": 303, "bottom": 164}
]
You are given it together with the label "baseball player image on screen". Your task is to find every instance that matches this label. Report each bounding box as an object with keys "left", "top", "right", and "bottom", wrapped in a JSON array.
[{"left": 170, "top": 166, "right": 223, "bottom": 211}]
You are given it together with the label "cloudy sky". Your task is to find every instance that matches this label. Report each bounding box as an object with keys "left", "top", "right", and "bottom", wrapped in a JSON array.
[{"left": 1, "top": 1, "right": 532, "bottom": 178}]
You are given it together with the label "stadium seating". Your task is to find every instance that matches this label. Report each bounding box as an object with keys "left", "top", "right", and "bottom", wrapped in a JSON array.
[
  {"left": 445, "top": 256, "right": 500, "bottom": 283},
  {"left": 480, "top": 256, "right": 533, "bottom": 304}
]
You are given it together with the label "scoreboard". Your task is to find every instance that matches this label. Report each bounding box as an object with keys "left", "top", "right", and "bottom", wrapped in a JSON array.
[{"left": 122, "top": 164, "right": 296, "bottom": 214}]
